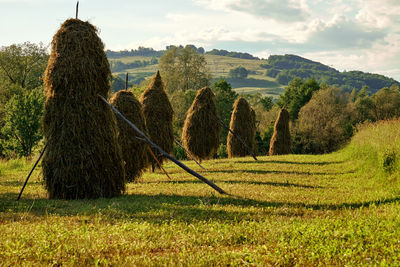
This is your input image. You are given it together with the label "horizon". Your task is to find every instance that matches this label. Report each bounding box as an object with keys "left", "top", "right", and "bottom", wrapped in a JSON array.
[{"left": 1, "top": 0, "right": 399, "bottom": 81}]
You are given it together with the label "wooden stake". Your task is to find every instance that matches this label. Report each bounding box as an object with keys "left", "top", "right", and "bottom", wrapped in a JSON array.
[
  {"left": 147, "top": 146, "right": 172, "bottom": 180},
  {"left": 76, "top": 1, "right": 79, "bottom": 19},
  {"left": 174, "top": 138, "right": 206, "bottom": 170},
  {"left": 17, "top": 144, "right": 47, "bottom": 201},
  {"left": 125, "top": 73, "right": 128, "bottom": 90}
]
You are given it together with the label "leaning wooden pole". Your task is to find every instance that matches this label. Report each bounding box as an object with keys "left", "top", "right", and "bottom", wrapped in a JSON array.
[
  {"left": 146, "top": 146, "right": 172, "bottom": 180},
  {"left": 99, "top": 95, "right": 226, "bottom": 194},
  {"left": 214, "top": 114, "right": 258, "bottom": 161},
  {"left": 17, "top": 144, "right": 48, "bottom": 201},
  {"left": 174, "top": 138, "right": 206, "bottom": 170}
]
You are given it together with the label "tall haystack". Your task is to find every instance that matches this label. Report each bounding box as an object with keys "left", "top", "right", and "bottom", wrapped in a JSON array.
[
  {"left": 182, "top": 87, "right": 221, "bottom": 161},
  {"left": 227, "top": 97, "right": 256, "bottom": 157},
  {"left": 269, "top": 108, "right": 291, "bottom": 155},
  {"left": 110, "top": 90, "right": 148, "bottom": 182},
  {"left": 139, "top": 71, "right": 174, "bottom": 167},
  {"left": 42, "top": 19, "right": 125, "bottom": 199}
]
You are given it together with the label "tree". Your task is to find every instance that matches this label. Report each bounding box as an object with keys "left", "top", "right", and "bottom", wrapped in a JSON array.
[
  {"left": 294, "top": 86, "right": 352, "bottom": 154},
  {"left": 159, "top": 45, "right": 211, "bottom": 93},
  {"left": 278, "top": 78, "right": 320, "bottom": 121},
  {"left": 1, "top": 89, "right": 44, "bottom": 157},
  {"left": 0, "top": 42, "right": 48, "bottom": 90},
  {"left": 212, "top": 79, "right": 238, "bottom": 143},
  {"left": 229, "top": 66, "right": 249, "bottom": 79},
  {"left": 371, "top": 84, "right": 400, "bottom": 121}
]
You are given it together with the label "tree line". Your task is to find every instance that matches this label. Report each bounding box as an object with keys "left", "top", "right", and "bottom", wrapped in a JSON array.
[{"left": 1, "top": 42, "right": 399, "bottom": 159}]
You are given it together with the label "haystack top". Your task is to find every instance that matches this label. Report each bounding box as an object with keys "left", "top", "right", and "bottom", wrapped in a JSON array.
[{"left": 44, "top": 18, "right": 110, "bottom": 97}]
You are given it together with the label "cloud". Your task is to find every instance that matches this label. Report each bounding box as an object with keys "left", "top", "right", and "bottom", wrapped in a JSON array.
[
  {"left": 195, "top": 0, "right": 310, "bottom": 22},
  {"left": 306, "top": 16, "right": 386, "bottom": 50}
]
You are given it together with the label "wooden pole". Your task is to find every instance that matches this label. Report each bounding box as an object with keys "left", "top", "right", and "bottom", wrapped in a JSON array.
[
  {"left": 17, "top": 144, "right": 47, "bottom": 201},
  {"left": 213, "top": 114, "right": 258, "bottom": 161},
  {"left": 125, "top": 73, "right": 128, "bottom": 90},
  {"left": 174, "top": 138, "right": 206, "bottom": 170},
  {"left": 76, "top": 1, "right": 79, "bottom": 19},
  {"left": 99, "top": 95, "right": 226, "bottom": 194},
  {"left": 146, "top": 146, "right": 172, "bottom": 180}
]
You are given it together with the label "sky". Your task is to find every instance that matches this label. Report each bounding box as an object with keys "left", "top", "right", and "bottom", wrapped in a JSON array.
[{"left": 1, "top": 0, "right": 399, "bottom": 81}]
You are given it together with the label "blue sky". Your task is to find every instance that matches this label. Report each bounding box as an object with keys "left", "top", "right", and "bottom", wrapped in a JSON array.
[{"left": 1, "top": 0, "right": 399, "bottom": 81}]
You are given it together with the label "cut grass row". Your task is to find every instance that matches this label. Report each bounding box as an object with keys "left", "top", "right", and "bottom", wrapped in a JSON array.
[{"left": 0, "top": 119, "right": 399, "bottom": 265}]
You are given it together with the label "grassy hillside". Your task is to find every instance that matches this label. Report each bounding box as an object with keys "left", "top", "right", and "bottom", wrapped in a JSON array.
[
  {"left": 1, "top": 119, "right": 400, "bottom": 265},
  {"left": 109, "top": 52, "right": 398, "bottom": 98}
]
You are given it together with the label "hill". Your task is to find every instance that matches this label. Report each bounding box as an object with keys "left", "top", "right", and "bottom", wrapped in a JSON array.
[
  {"left": 1, "top": 119, "right": 400, "bottom": 265},
  {"left": 263, "top": 54, "right": 399, "bottom": 94},
  {"left": 107, "top": 48, "right": 399, "bottom": 97}
]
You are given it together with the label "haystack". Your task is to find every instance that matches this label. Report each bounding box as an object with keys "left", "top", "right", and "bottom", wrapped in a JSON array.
[
  {"left": 42, "top": 19, "right": 125, "bottom": 199},
  {"left": 110, "top": 90, "right": 149, "bottom": 182},
  {"left": 139, "top": 71, "right": 174, "bottom": 168},
  {"left": 227, "top": 97, "right": 256, "bottom": 157},
  {"left": 182, "top": 87, "right": 221, "bottom": 161},
  {"left": 269, "top": 108, "right": 291, "bottom": 155}
]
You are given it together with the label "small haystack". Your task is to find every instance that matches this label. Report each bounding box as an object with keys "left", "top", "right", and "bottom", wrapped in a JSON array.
[
  {"left": 139, "top": 71, "right": 174, "bottom": 168},
  {"left": 42, "top": 19, "right": 125, "bottom": 199},
  {"left": 110, "top": 90, "right": 149, "bottom": 182},
  {"left": 269, "top": 108, "right": 291, "bottom": 155},
  {"left": 227, "top": 97, "right": 256, "bottom": 157},
  {"left": 182, "top": 87, "right": 221, "bottom": 161}
]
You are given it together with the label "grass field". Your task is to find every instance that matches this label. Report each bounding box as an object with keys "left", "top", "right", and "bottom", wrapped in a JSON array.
[
  {"left": 1, "top": 119, "right": 400, "bottom": 265},
  {"left": 110, "top": 54, "right": 285, "bottom": 97}
]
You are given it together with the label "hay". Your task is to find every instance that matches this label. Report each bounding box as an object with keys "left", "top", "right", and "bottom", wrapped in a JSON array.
[
  {"left": 182, "top": 87, "right": 221, "bottom": 160},
  {"left": 227, "top": 97, "right": 256, "bottom": 157},
  {"left": 269, "top": 108, "right": 291, "bottom": 155},
  {"left": 139, "top": 71, "right": 174, "bottom": 167},
  {"left": 110, "top": 90, "right": 148, "bottom": 182},
  {"left": 42, "top": 19, "right": 125, "bottom": 199}
]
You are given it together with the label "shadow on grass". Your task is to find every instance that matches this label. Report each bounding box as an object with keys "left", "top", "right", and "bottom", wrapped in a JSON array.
[
  {"left": 143, "top": 180, "right": 324, "bottom": 189},
  {"left": 234, "top": 160, "right": 344, "bottom": 165},
  {"left": 1, "top": 191, "right": 399, "bottom": 223},
  {"left": 205, "top": 169, "right": 353, "bottom": 176}
]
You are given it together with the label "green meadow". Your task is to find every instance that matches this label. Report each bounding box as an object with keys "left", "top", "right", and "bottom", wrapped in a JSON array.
[
  {"left": 1, "top": 119, "right": 400, "bottom": 266},
  {"left": 110, "top": 54, "right": 285, "bottom": 98}
]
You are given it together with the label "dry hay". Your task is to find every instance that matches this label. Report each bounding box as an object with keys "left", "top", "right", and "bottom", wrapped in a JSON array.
[
  {"left": 269, "top": 108, "right": 291, "bottom": 155},
  {"left": 42, "top": 19, "right": 125, "bottom": 199},
  {"left": 182, "top": 87, "right": 221, "bottom": 160},
  {"left": 110, "top": 90, "right": 149, "bottom": 182},
  {"left": 227, "top": 97, "right": 256, "bottom": 157},
  {"left": 139, "top": 71, "right": 174, "bottom": 166}
]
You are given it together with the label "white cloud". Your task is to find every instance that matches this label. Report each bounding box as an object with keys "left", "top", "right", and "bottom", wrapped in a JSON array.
[{"left": 195, "top": 0, "right": 310, "bottom": 22}]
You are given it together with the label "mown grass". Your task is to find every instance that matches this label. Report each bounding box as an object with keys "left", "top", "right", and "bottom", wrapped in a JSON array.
[{"left": 1, "top": 120, "right": 400, "bottom": 265}]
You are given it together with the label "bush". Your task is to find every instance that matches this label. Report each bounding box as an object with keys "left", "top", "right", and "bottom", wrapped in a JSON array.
[
  {"left": 294, "top": 86, "right": 352, "bottom": 154},
  {"left": 1, "top": 88, "right": 44, "bottom": 158},
  {"left": 173, "top": 145, "right": 187, "bottom": 160},
  {"left": 216, "top": 144, "right": 228, "bottom": 158}
]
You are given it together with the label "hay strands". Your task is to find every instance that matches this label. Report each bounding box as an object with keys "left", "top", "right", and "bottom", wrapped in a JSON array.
[
  {"left": 17, "top": 143, "right": 48, "bottom": 201},
  {"left": 174, "top": 137, "right": 206, "bottom": 170},
  {"left": 99, "top": 95, "right": 226, "bottom": 194},
  {"left": 213, "top": 114, "right": 258, "bottom": 161}
]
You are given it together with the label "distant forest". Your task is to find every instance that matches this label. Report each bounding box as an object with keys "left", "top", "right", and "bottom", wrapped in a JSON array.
[
  {"left": 262, "top": 54, "right": 399, "bottom": 94},
  {"left": 106, "top": 45, "right": 259, "bottom": 60}
]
